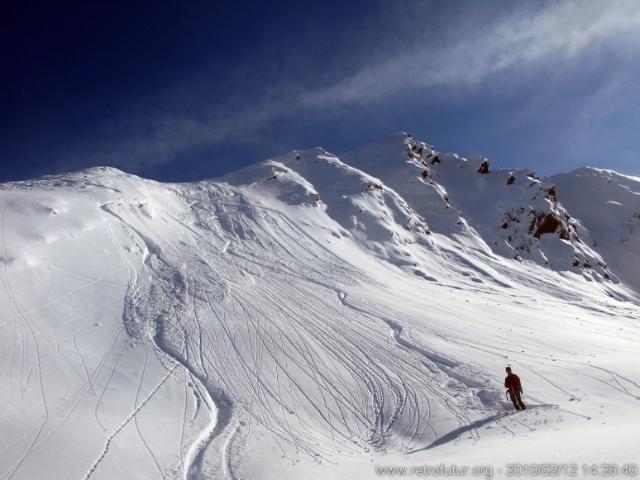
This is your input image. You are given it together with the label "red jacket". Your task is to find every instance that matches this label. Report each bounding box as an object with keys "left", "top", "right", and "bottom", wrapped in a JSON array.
[{"left": 505, "top": 373, "right": 522, "bottom": 392}]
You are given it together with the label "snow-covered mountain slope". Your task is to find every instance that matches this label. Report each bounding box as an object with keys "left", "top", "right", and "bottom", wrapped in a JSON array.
[
  {"left": 0, "top": 136, "right": 639, "bottom": 480},
  {"left": 549, "top": 167, "right": 640, "bottom": 295},
  {"left": 345, "top": 134, "right": 616, "bottom": 282}
]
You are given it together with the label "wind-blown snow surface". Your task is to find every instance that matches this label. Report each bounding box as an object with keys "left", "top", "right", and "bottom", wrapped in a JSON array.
[{"left": 1, "top": 134, "right": 639, "bottom": 479}]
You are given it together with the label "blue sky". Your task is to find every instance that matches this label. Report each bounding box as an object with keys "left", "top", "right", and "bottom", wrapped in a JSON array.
[{"left": 1, "top": 0, "right": 639, "bottom": 182}]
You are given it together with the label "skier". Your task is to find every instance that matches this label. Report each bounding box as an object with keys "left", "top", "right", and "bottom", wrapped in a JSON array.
[{"left": 504, "top": 366, "right": 526, "bottom": 410}]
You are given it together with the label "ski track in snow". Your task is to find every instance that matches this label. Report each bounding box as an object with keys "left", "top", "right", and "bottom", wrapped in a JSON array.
[
  {"left": 100, "top": 191, "right": 489, "bottom": 474},
  {"left": 82, "top": 362, "right": 179, "bottom": 480},
  {"left": 0, "top": 138, "right": 639, "bottom": 478},
  {"left": 99, "top": 185, "right": 600, "bottom": 476}
]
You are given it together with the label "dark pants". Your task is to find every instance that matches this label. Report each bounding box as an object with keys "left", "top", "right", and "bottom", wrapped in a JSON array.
[{"left": 509, "top": 390, "right": 526, "bottom": 410}]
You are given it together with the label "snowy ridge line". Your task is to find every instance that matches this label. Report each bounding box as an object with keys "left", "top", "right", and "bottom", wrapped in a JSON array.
[{"left": 343, "top": 133, "right": 638, "bottom": 300}]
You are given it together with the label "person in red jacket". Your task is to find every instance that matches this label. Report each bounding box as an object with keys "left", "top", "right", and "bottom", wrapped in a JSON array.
[{"left": 505, "top": 367, "right": 526, "bottom": 410}]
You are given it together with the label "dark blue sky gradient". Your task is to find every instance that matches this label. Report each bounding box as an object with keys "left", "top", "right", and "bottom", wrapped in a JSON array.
[{"left": 1, "top": 0, "right": 638, "bottom": 182}]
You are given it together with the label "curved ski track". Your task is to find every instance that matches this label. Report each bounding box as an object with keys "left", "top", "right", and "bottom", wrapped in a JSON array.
[{"left": 100, "top": 184, "right": 507, "bottom": 477}]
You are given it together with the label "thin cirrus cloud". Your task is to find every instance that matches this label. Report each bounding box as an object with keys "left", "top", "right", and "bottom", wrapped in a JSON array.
[
  {"left": 301, "top": 0, "right": 640, "bottom": 107},
  {"left": 74, "top": 0, "right": 640, "bottom": 173}
]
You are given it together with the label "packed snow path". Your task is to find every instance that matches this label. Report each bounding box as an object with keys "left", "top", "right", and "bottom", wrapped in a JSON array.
[{"left": 1, "top": 135, "right": 639, "bottom": 479}]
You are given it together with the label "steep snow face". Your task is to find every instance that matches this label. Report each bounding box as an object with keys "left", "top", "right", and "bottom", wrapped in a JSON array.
[
  {"left": 0, "top": 142, "right": 639, "bottom": 480},
  {"left": 549, "top": 167, "right": 640, "bottom": 295},
  {"left": 342, "top": 134, "right": 469, "bottom": 237},
  {"left": 0, "top": 169, "right": 203, "bottom": 480},
  {"left": 221, "top": 148, "right": 435, "bottom": 265},
  {"left": 344, "top": 134, "right": 615, "bottom": 285}
]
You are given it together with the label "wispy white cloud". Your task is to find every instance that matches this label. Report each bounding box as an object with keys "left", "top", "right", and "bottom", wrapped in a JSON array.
[
  {"left": 69, "top": 0, "right": 640, "bottom": 172},
  {"left": 301, "top": 0, "right": 640, "bottom": 107}
]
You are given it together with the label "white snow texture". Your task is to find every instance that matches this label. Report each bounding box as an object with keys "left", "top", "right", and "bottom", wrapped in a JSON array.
[{"left": 0, "top": 133, "right": 638, "bottom": 479}]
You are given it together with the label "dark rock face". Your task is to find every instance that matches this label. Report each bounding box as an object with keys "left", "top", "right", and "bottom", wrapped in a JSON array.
[
  {"left": 363, "top": 181, "right": 384, "bottom": 192},
  {"left": 477, "top": 161, "right": 490, "bottom": 174},
  {"left": 530, "top": 212, "right": 570, "bottom": 240},
  {"left": 544, "top": 186, "right": 558, "bottom": 203}
]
